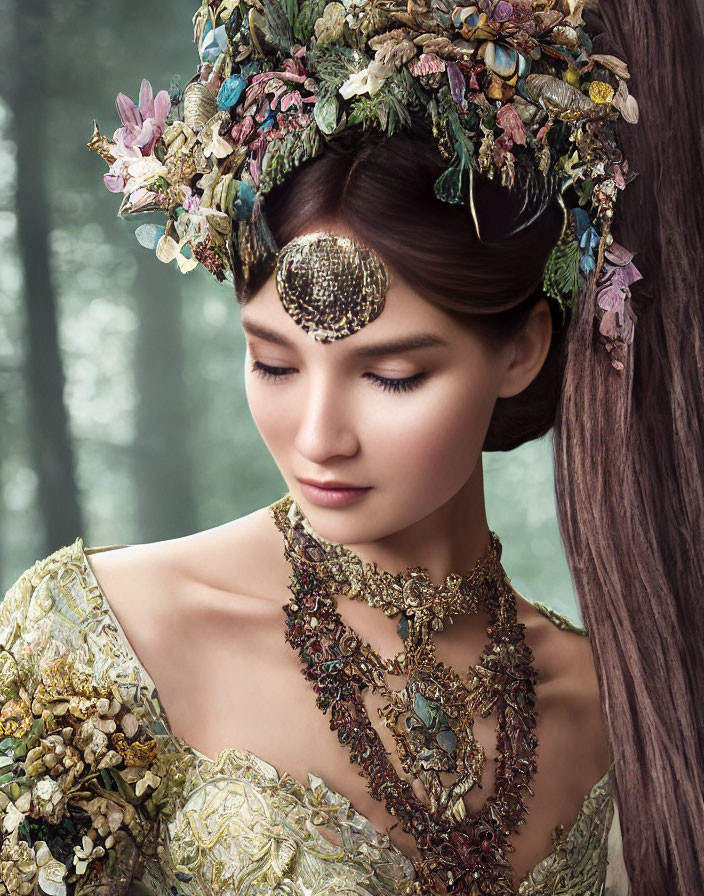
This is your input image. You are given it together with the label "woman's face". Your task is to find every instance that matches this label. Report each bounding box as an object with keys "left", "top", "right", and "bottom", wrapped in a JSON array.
[{"left": 242, "top": 227, "right": 523, "bottom": 545}]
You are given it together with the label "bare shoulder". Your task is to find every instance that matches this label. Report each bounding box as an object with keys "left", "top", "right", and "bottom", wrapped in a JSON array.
[
  {"left": 84, "top": 504, "right": 291, "bottom": 675},
  {"left": 86, "top": 503, "right": 288, "bottom": 606},
  {"left": 516, "top": 592, "right": 612, "bottom": 794}
]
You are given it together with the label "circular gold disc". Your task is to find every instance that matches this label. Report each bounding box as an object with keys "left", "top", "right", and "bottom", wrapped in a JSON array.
[{"left": 275, "top": 231, "right": 390, "bottom": 342}]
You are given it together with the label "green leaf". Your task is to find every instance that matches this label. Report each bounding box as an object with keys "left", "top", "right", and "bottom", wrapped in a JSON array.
[
  {"left": 543, "top": 239, "right": 580, "bottom": 321},
  {"left": 294, "top": 0, "right": 328, "bottom": 42},
  {"left": 434, "top": 166, "right": 465, "bottom": 204},
  {"left": 109, "top": 769, "right": 140, "bottom": 805},
  {"left": 263, "top": 0, "right": 296, "bottom": 54},
  {"left": 281, "top": 0, "right": 298, "bottom": 26},
  {"left": 314, "top": 95, "right": 340, "bottom": 135},
  {"left": 578, "top": 178, "right": 594, "bottom": 206},
  {"left": 437, "top": 86, "right": 476, "bottom": 171},
  {"left": 309, "top": 44, "right": 362, "bottom": 92}
]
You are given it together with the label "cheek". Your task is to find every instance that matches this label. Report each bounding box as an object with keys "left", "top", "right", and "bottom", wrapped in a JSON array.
[
  {"left": 245, "top": 356, "right": 500, "bottom": 490},
  {"left": 363, "top": 372, "right": 497, "bottom": 483},
  {"left": 245, "top": 376, "right": 296, "bottom": 460}
]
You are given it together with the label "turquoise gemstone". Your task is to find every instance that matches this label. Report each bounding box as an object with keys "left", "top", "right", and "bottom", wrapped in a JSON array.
[
  {"left": 218, "top": 75, "right": 246, "bottom": 111},
  {"left": 233, "top": 181, "right": 255, "bottom": 221},
  {"left": 413, "top": 694, "right": 433, "bottom": 727},
  {"left": 437, "top": 728, "right": 458, "bottom": 754}
]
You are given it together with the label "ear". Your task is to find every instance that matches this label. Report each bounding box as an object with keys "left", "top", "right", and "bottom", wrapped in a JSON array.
[{"left": 497, "top": 298, "right": 554, "bottom": 399}]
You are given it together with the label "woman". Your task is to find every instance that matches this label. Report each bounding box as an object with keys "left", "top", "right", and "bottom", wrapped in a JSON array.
[{"left": 1, "top": 0, "right": 702, "bottom": 894}]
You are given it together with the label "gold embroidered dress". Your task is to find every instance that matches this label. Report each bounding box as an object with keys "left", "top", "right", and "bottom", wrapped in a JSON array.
[{"left": 0, "top": 525, "right": 630, "bottom": 895}]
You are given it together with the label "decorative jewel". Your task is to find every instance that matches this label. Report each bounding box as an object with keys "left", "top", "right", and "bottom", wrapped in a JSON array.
[
  {"left": 271, "top": 494, "right": 539, "bottom": 896},
  {"left": 86, "top": 120, "right": 116, "bottom": 165},
  {"left": 275, "top": 231, "right": 390, "bottom": 342}
]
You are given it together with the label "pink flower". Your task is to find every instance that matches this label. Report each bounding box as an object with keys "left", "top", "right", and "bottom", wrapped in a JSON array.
[
  {"left": 446, "top": 62, "right": 466, "bottom": 104},
  {"left": 595, "top": 241, "right": 642, "bottom": 368},
  {"left": 496, "top": 104, "right": 526, "bottom": 145},
  {"left": 179, "top": 186, "right": 202, "bottom": 214},
  {"left": 113, "top": 79, "right": 171, "bottom": 157},
  {"left": 493, "top": 1, "right": 514, "bottom": 22},
  {"left": 595, "top": 243, "right": 643, "bottom": 317},
  {"left": 280, "top": 90, "right": 303, "bottom": 112},
  {"left": 103, "top": 151, "right": 166, "bottom": 196},
  {"left": 103, "top": 171, "right": 129, "bottom": 193}
]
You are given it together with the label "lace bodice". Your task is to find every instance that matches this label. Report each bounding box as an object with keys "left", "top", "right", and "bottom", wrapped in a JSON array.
[{"left": 0, "top": 537, "right": 630, "bottom": 895}]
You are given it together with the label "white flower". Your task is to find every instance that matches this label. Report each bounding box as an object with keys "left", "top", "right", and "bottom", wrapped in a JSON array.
[
  {"left": 134, "top": 770, "right": 162, "bottom": 798},
  {"left": 201, "top": 117, "right": 235, "bottom": 160},
  {"left": 32, "top": 777, "right": 65, "bottom": 822},
  {"left": 120, "top": 712, "right": 139, "bottom": 738},
  {"left": 339, "top": 64, "right": 389, "bottom": 98},
  {"left": 156, "top": 234, "right": 199, "bottom": 273},
  {"left": 35, "top": 841, "right": 67, "bottom": 896},
  {"left": 124, "top": 156, "right": 168, "bottom": 194},
  {"left": 75, "top": 720, "right": 108, "bottom": 765},
  {"left": 73, "top": 835, "right": 105, "bottom": 876},
  {"left": 2, "top": 800, "right": 25, "bottom": 835},
  {"left": 15, "top": 791, "right": 32, "bottom": 814},
  {"left": 565, "top": 0, "right": 586, "bottom": 26}
]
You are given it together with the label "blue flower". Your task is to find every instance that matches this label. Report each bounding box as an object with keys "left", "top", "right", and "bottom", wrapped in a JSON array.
[
  {"left": 574, "top": 208, "right": 599, "bottom": 275},
  {"left": 199, "top": 24, "right": 228, "bottom": 63},
  {"left": 135, "top": 224, "right": 165, "bottom": 250},
  {"left": 218, "top": 75, "right": 247, "bottom": 111},
  {"left": 259, "top": 111, "right": 275, "bottom": 131},
  {"left": 233, "top": 181, "right": 256, "bottom": 221}
]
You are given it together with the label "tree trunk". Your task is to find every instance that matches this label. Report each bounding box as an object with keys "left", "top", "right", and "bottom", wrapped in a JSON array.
[
  {"left": 10, "top": 0, "right": 83, "bottom": 555},
  {"left": 133, "top": 250, "right": 197, "bottom": 541}
]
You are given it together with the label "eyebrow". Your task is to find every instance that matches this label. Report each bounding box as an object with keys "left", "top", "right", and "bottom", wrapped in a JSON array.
[{"left": 241, "top": 319, "right": 447, "bottom": 357}]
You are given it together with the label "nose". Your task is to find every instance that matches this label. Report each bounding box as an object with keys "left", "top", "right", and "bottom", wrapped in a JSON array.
[{"left": 293, "top": 376, "right": 360, "bottom": 464}]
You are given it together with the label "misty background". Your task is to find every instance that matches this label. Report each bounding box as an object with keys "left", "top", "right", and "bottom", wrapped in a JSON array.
[{"left": 0, "top": 0, "right": 579, "bottom": 620}]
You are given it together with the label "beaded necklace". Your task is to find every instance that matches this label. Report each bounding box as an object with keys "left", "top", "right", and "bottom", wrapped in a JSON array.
[{"left": 271, "top": 495, "right": 539, "bottom": 896}]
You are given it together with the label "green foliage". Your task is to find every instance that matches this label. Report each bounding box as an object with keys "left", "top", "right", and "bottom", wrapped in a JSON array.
[
  {"left": 437, "top": 86, "right": 477, "bottom": 171},
  {"left": 543, "top": 239, "right": 581, "bottom": 321},
  {"left": 263, "top": 0, "right": 296, "bottom": 53},
  {"left": 294, "top": 0, "right": 328, "bottom": 42},
  {"left": 309, "top": 43, "right": 361, "bottom": 91},
  {"left": 347, "top": 77, "right": 413, "bottom": 136},
  {"left": 259, "top": 122, "right": 322, "bottom": 193},
  {"left": 397, "top": 67, "right": 431, "bottom": 117},
  {"left": 280, "top": 0, "right": 299, "bottom": 27},
  {"left": 434, "top": 165, "right": 465, "bottom": 204}
]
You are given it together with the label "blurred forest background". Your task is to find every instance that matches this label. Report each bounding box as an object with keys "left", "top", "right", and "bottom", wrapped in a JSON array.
[{"left": 0, "top": 0, "right": 579, "bottom": 619}]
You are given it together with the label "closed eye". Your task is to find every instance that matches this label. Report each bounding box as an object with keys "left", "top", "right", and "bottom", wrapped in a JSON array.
[{"left": 249, "top": 361, "right": 426, "bottom": 394}]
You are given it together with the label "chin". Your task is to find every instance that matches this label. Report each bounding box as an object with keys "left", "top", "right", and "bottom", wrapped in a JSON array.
[{"left": 298, "top": 499, "right": 403, "bottom": 547}]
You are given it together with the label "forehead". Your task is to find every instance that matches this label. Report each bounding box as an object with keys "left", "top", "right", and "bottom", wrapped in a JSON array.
[{"left": 241, "top": 264, "right": 462, "bottom": 352}]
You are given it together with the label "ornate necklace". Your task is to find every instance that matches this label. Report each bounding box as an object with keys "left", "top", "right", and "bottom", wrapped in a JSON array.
[{"left": 272, "top": 495, "right": 539, "bottom": 896}]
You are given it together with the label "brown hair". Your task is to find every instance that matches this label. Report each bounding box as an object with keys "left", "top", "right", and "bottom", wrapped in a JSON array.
[
  {"left": 553, "top": 0, "right": 704, "bottom": 892},
  {"left": 241, "top": 0, "right": 704, "bottom": 889}
]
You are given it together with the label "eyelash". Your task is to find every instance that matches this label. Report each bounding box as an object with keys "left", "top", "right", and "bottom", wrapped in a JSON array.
[{"left": 249, "top": 360, "right": 426, "bottom": 394}]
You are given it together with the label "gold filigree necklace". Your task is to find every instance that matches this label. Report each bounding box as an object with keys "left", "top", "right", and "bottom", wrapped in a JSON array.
[{"left": 272, "top": 494, "right": 539, "bottom": 896}]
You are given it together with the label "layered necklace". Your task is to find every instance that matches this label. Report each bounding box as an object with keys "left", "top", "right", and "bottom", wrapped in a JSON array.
[{"left": 271, "top": 495, "right": 539, "bottom": 896}]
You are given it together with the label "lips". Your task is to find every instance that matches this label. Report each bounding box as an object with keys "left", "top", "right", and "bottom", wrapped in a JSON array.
[
  {"left": 297, "top": 479, "right": 372, "bottom": 508},
  {"left": 298, "top": 479, "right": 365, "bottom": 489}
]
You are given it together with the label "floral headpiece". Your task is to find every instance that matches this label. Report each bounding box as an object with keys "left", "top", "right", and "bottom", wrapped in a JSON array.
[{"left": 89, "top": 0, "right": 643, "bottom": 370}]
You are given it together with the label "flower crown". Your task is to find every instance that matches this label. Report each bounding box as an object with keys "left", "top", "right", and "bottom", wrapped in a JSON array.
[{"left": 89, "top": 0, "right": 643, "bottom": 370}]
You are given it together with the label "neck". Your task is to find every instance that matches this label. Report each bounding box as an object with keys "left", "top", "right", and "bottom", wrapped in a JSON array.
[{"left": 338, "top": 460, "right": 492, "bottom": 585}]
